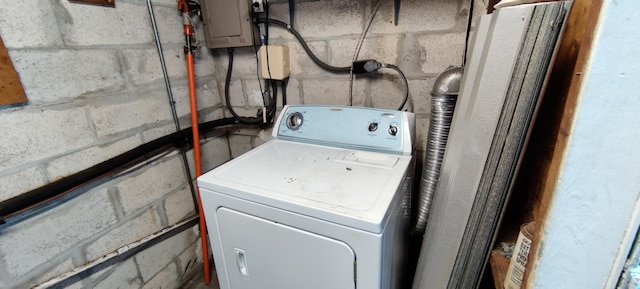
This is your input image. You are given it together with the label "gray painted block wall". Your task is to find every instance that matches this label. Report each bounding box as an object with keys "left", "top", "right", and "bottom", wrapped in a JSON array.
[
  {"left": 0, "top": 0, "right": 479, "bottom": 288},
  {"left": 0, "top": 0, "right": 228, "bottom": 288}
]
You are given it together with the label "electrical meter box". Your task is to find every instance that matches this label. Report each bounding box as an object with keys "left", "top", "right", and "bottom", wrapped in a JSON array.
[{"left": 200, "top": 0, "right": 258, "bottom": 48}]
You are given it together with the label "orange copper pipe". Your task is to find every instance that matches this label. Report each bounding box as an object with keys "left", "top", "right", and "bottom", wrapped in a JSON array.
[
  {"left": 186, "top": 50, "right": 211, "bottom": 285},
  {"left": 180, "top": 1, "right": 211, "bottom": 281}
]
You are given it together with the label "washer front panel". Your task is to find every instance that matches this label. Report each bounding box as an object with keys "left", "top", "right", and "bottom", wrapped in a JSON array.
[{"left": 217, "top": 208, "right": 356, "bottom": 289}]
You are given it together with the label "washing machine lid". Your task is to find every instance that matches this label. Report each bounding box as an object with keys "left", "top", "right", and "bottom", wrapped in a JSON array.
[{"left": 198, "top": 139, "right": 413, "bottom": 233}]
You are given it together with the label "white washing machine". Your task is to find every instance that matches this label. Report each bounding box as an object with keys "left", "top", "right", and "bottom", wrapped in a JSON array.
[{"left": 198, "top": 105, "right": 416, "bottom": 289}]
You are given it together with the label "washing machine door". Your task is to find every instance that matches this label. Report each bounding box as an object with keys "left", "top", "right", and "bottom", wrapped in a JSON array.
[{"left": 217, "top": 208, "right": 356, "bottom": 289}]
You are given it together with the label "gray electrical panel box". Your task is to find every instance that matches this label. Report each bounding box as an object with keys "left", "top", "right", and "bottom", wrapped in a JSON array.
[{"left": 200, "top": 0, "right": 258, "bottom": 48}]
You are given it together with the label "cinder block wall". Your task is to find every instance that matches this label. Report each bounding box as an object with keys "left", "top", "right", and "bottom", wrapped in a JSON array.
[
  {"left": 0, "top": 0, "right": 229, "bottom": 288},
  {"left": 218, "top": 0, "right": 481, "bottom": 157},
  {"left": 0, "top": 0, "right": 482, "bottom": 288}
]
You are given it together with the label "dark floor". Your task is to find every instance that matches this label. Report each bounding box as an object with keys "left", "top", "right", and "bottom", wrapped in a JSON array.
[{"left": 181, "top": 270, "right": 220, "bottom": 289}]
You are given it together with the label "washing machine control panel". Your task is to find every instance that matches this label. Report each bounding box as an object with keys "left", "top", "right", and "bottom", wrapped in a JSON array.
[{"left": 274, "top": 105, "right": 415, "bottom": 155}]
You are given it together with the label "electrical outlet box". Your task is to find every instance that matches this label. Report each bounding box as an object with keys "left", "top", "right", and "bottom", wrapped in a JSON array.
[
  {"left": 260, "top": 45, "right": 290, "bottom": 80},
  {"left": 251, "top": 0, "right": 264, "bottom": 13},
  {"left": 200, "top": 0, "right": 258, "bottom": 48}
]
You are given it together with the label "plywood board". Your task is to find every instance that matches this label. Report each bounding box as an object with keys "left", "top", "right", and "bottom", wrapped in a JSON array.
[{"left": 0, "top": 36, "right": 28, "bottom": 106}]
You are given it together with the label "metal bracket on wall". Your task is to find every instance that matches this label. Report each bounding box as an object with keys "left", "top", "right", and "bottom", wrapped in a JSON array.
[
  {"left": 289, "top": 0, "right": 295, "bottom": 28},
  {"left": 394, "top": 0, "right": 400, "bottom": 25}
]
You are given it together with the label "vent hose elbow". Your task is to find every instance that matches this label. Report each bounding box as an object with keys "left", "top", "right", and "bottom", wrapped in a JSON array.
[{"left": 412, "top": 66, "right": 464, "bottom": 237}]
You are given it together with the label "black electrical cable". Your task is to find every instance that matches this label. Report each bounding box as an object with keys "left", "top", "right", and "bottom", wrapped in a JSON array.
[
  {"left": 282, "top": 78, "right": 289, "bottom": 106},
  {"left": 462, "top": 0, "right": 474, "bottom": 66},
  {"left": 382, "top": 63, "right": 409, "bottom": 110},
  {"left": 225, "top": 48, "right": 262, "bottom": 124},
  {"left": 257, "top": 18, "right": 409, "bottom": 111},
  {"left": 0, "top": 117, "right": 238, "bottom": 224},
  {"left": 259, "top": 18, "right": 351, "bottom": 73}
]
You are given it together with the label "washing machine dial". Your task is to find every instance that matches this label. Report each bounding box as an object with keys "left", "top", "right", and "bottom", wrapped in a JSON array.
[
  {"left": 368, "top": 122, "right": 379, "bottom": 132},
  {"left": 388, "top": 125, "right": 398, "bottom": 136},
  {"left": 287, "top": 112, "right": 304, "bottom": 131}
]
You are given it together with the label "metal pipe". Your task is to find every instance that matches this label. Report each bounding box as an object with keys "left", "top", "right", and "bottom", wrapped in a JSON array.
[
  {"left": 146, "top": 0, "right": 199, "bottom": 215},
  {"left": 412, "top": 66, "right": 463, "bottom": 236}
]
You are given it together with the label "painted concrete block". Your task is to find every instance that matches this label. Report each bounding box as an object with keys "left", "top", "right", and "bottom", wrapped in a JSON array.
[
  {"left": 164, "top": 187, "right": 195, "bottom": 225},
  {"left": 200, "top": 136, "right": 232, "bottom": 173},
  {"left": 222, "top": 47, "right": 260, "bottom": 77},
  {"left": 0, "top": 108, "right": 94, "bottom": 172},
  {"left": 135, "top": 227, "right": 198, "bottom": 282},
  {"left": 415, "top": 116, "right": 430, "bottom": 153},
  {"left": 0, "top": 187, "right": 116, "bottom": 277},
  {"left": 150, "top": 4, "right": 184, "bottom": 45},
  {"left": 302, "top": 79, "right": 351, "bottom": 106},
  {"left": 122, "top": 48, "right": 166, "bottom": 86},
  {"left": 32, "top": 258, "right": 75, "bottom": 288},
  {"left": 228, "top": 134, "right": 254, "bottom": 158},
  {"left": 369, "top": 0, "right": 459, "bottom": 34},
  {"left": 88, "top": 94, "right": 172, "bottom": 137},
  {"left": 0, "top": 166, "right": 47, "bottom": 202},
  {"left": 418, "top": 32, "right": 466, "bottom": 74},
  {"left": 193, "top": 48, "right": 217, "bottom": 78},
  {"left": 200, "top": 108, "right": 227, "bottom": 124},
  {"left": 141, "top": 262, "right": 181, "bottom": 289},
  {"left": 370, "top": 78, "right": 406, "bottom": 110},
  {"left": 172, "top": 78, "right": 222, "bottom": 118},
  {"left": 56, "top": 1, "right": 153, "bottom": 46},
  {"left": 294, "top": 1, "right": 363, "bottom": 38},
  {"left": 278, "top": 78, "right": 301, "bottom": 107},
  {"left": 246, "top": 80, "right": 267, "bottom": 107},
  {"left": 116, "top": 156, "right": 186, "bottom": 214},
  {"left": 86, "top": 209, "right": 164, "bottom": 261},
  {"left": 45, "top": 136, "right": 141, "bottom": 181},
  {"left": 177, "top": 240, "right": 201, "bottom": 281},
  {"left": 93, "top": 259, "right": 141, "bottom": 289},
  {"left": 150, "top": 0, "right": 181, "bottom": 7},
  {"left": 0, "top": 0, "right": 61, "bottom": 48},
  {"left": 223, "top": 80, "right": 245, "bottom": 107},
  {"left": 9, "top": 49, "right": 125, "bottom": 104},
  {"left": 408, "top": 79, "right": 432, "bottom": 114},
  {"left": 288, "top": 40, "right": 328, "bottom": 77},
  {"left": 185, "top": 135, "right": 232, "bottom": 178},
  {"left": 328, "top": 35, "right": 400, "bottom": 68},
  {"left": 142, "top": 124, "right": 178, "bottom": 143}
]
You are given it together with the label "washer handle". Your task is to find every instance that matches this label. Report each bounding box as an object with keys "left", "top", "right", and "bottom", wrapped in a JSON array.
[{"left": 235, "top": 248, "right": 249, "bottom": 277}]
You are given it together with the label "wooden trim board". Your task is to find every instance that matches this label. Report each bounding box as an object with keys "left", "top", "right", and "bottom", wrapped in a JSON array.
[{"left": 0, "top": 35, "right": 28, "bottom": 106}]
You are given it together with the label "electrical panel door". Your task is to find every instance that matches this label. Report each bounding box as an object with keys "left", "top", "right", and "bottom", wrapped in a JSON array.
[
  {"left": 200, "top": 0, "right": 258, "bottom": 48},
  {"left": 216, "top": 207, "right": 356, "bottom": 289}
]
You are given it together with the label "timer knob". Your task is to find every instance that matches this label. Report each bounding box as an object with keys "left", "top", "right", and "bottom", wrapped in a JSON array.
[
  {"left": 368, "top": 122, "right": 378, "bottom": 132},
  {"left": 388, "top": 125, "right": 398, "bottom": 136},
  {"left": 286, "top": 112, "right": 304, "bottom": 130}
]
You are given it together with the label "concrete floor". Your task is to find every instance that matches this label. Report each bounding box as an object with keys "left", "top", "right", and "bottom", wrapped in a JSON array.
[{"left": 180, "top": 271, "right": 220, "bottom": 289}]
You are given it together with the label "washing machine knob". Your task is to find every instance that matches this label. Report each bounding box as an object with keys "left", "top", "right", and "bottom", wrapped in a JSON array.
[
  {"left": 287, "top": 112, "right": 304, "bottom": 131},
  {"left": 388, "top": 125, "right": 398, "bottom": 136},
  {"left": 368, "top": 122, "right": 378, "bottom": 132}
]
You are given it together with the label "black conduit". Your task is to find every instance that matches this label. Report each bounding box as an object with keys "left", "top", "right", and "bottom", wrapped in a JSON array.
[
  {"left": 259, "top": 18, "right": 351, "bottom": 73},
  {"left": 0, "top": 118, "right": 239, "bottom": 224}
]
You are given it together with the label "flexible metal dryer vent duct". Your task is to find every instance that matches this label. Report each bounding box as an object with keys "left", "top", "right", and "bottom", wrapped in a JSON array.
[{"left": 412, "top": 66, "right": 463, "bottom": 236}]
